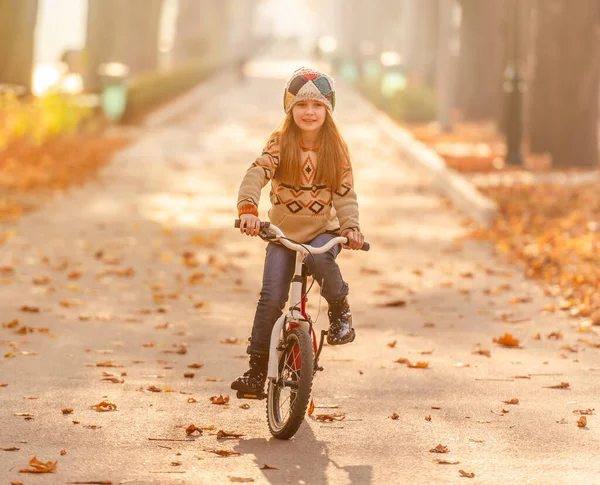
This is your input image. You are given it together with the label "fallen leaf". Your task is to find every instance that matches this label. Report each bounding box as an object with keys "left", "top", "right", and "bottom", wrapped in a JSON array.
[
  {"left": 205, "top": 449, "right": 242, "bottom": 457},
  {"left": 472, "top": 349, "right": 491, "bottom": 357},
  {"left": 187, "top": 398, "right": 198, "bottom": 404},
  {"left": 62, "top": 408, "right": 74, "bottom": 414},
  {"left": 503, "top": 398, "right": 519, "bottom": 405},
  {"left": 228, "top": 477, "right": 254, "bottom": 483},
  {"left": 186, "top": 424, "right": 202, "bottom": 436},
  {"left": 424, "top": 322, "right": 435, "bottom": 328},
  {"left": 547, "top": 331, "right": 563, "bottom": 340},
  {"left": 493, "top": 333, "right": 520, "bottom": 348},
  {"left": 378, "top": 299, "right": 406, "bottom": 308},
  {"left": 577, "top": 416, "right": 587, "bottom": 428},
  {"left": 240, "top": 404, "right": 250, "bottom": 409},
  {"left": 425, "top": 415, "right": 432, "bottom": 422},
  {"left": 184, "top": 373, "right": 195, "bottom": 378},
  {"left": 95, "top": 360, "right": 123, "bottom": 368},
  {"left": 387, "top": 340, "right": 397, "bottom": 348},
  {"left": 210, "top": 395, "right": 230, "bottom": 405},
  {"left": 60, "top": 449, "right": 67, "bottom": 456},
  {"left": 391, "top": 413, "right": 400, "bottom": 420},
  {"left": 314, "top": 413, "right": 346, "bottom": 422},
  {"left": 1, "top": 447, "right": 20, "bottom": 451},
  {"left": 573, "top": 408, "right": 594, "bottom": 415},
  {"left": 65, "top": 481, "right": 112, "bottom": 484},
  {"left": 19, "top": 456, "right": 57, "bottom": 473},
  {"left": 20, "top": 305, "right": 40, "bottom": 313},
  {"left": 217, "top": 430, "right": 245, "bottom": 439},
  {"left": 101, "top": 377, "right": 124, "bottom": 384},
  {"left": 407, "top": 361, "right": 430, "bottom": 369},
  {"left": 91, "top": 401, "right": 117, "bottom": 412},
  {"left": 188, "top": 363, "right": 203, "bottom": 369},
  {"left": 437, "top": 459, "right": 460, "bottom": 465},
  {"left": 459, "top": 469, "right": 475, "bottom": 478},
  {"left": 532, "top": 333, "right": 541, "bottom": 340},
  {"left": 429, "top": 444, "right": 449, "bottom": 453},
  {"left": 543, "top": 382, "right": 570, "bottom": 389},
  {"left": 220, "top": 337, "right": 246, "bottom": 344}
]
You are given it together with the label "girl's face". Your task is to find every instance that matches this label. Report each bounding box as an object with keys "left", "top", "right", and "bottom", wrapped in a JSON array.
[{"left": 292, "top": 100, "right": 327, "bottom": 134}]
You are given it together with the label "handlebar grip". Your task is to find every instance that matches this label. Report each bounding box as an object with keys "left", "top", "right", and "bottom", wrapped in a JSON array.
[
  {"left": 234, "top": 219, "right": 271, "bottom": 230},
  {"left": 360, "top": 242, "right": 370, "bottom": 251}
]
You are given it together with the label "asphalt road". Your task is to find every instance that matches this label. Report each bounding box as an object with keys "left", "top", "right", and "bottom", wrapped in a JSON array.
[{"left": 1, "top": 54, "right": 599, "bottom": 485}]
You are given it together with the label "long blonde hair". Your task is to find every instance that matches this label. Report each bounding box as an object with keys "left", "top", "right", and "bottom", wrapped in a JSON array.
[{"left": 273, "top": 110, "right": 351, "bottom": 190}]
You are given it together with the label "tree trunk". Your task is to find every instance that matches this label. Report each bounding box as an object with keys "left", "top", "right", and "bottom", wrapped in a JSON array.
[
  {"left": 85, "top": 0, "right": 163, "bottom": 92},
  {"left": 401, "top": 0, "right": 439, "bottom": 86},
  {"left": 173, "top": 0, "right": 233, "bottom": 64},
  {"left": 0, "top": 0, "right": 38, "bottom": 91},
  {"left": 455, "top": 0, "right": 506, "bottom": 121},
  {"left": 528, "top": 0, "right": 600, "bottom": 168}
]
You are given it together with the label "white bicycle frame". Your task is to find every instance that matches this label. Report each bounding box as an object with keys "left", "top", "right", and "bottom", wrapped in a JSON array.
[{"left": 265, "top": 223, "right": 347, "bottom": 380}]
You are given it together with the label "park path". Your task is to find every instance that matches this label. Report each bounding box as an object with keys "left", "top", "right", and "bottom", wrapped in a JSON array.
[{"left": 1, "top": 52, "right": 599, "bottom": 485}]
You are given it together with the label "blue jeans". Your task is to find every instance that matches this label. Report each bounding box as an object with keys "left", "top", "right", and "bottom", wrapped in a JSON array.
[{"left": 248, "top": 233, "right": 349, "bottom": 355}]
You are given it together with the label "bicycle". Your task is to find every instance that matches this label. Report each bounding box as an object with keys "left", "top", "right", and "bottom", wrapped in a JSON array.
[{"left": 233, "top": 219, "right": 370, "bottom": 439}]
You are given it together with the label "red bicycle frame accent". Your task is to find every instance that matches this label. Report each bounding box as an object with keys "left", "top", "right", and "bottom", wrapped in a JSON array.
[{"left": 287, "top": 293, "right": 317, "bottom": 370}]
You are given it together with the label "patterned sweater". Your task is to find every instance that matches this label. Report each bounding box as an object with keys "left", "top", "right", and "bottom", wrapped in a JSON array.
[{"left": 237, "top": 133, "right": 360, "bottom": 243}]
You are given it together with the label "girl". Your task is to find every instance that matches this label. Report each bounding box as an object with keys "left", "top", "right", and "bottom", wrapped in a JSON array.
[{"left": 231, "top": 67, "right": 364, "bottom": 395}]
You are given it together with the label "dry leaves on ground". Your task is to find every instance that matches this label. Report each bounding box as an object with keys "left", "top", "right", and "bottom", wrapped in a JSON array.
[
  {"left": 394, "top": 357, "right": 430, "bottom": 369},
  {"left": 493, "top": 333, "right": 521, "bottom": 348},
  {"left": 91, "top": 401, "right": 117, "bottom": 412},
  {"left": 186, "top": 424, "right": 202, "bottom": 436},
  {"left": 577, "top": 416, "right": 588, "bottom": 428},
  {"left": 469, "top": 183, "right": 600, "bottom": 322},
  {"left": 205, "top": 449, "right": 242, "bottom": 457},
  {"left": 429, "top": 444, "right": 449, "bottom": 453},
  {"left": 543, "top": 382, "right": 570, "bottom": 390},
  {"left": 19, "top": 456, "right": 57, "bottom": 473},
  {"left": 459, "top": 469, "right": 475, "bottom": 478},
  {"left": 210, "top": 395, "right": 230, "bottom": 405},
  {"left": 314, "top": 413, "right": 346, "bottom": 422}
]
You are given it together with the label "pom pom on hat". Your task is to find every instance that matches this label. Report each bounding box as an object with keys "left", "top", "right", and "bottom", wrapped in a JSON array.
[{"left": 283, "top": 67, "right": 336, "bottom": 114}]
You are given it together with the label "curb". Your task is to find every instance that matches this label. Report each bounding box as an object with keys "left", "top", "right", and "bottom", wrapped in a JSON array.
[{"left": 352, "top": 92, "right": 498, "bottom": 227}]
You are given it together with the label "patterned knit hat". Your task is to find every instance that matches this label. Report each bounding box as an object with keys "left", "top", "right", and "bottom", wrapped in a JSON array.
[{"left": 283, "top": 67, "right": 336, "bottom": 114}]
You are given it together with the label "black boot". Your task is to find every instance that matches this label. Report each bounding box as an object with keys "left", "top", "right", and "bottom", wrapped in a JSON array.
[
  {"left": 231, "top": 352, "right": 268, "bottom": 395},
  {"left": 327, "top": 296, "right": 355, "bottom": 345}
]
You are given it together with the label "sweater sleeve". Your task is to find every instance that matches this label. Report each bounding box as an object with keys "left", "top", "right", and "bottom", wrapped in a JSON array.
[
  {"left": 332, "top": 161, "right": 360, "bottom": 234},
  {"left": 237, "top": 134, "right": 280, "bottom": 216}
]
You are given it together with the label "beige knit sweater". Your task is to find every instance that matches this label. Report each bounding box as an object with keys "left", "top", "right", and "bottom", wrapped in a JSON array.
[{"left": 237, "top": 133, "right": 360, "bottom": 243}]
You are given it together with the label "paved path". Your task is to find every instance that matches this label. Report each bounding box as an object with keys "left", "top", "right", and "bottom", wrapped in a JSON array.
[{"left": 1, "top": 56, "right": 599, "bottom": 485}]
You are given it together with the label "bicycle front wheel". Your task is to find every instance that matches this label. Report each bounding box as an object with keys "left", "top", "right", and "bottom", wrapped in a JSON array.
[{"left": 267, "top": 327, "right": 313, "bottom": 439}]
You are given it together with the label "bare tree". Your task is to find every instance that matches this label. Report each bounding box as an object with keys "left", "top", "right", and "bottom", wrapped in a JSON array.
[
  {"left": 455, "top": 0, "right": 506, "bottom": 122},
  {"left": 0, "top": 0, "right": 38, "bottom": 91},
  {"left": 528, "top": 0, "right": 600, "bottom": 168}
]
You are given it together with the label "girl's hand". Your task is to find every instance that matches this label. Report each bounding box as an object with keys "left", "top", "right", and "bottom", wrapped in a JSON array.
[
  {"left": 239, "top": 214, "right": 261, "bottom": 236},
  {"left": 342, "top": 229, "right": 364, "bottom": 250}
]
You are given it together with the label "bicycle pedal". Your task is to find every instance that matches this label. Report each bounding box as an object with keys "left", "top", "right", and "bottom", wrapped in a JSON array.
[{"left": 236, "top": 390, "right": 266, "bottom": 400}]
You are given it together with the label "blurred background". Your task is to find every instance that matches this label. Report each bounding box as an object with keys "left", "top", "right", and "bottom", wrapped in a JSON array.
[{"left": 0, "top": 0, "right": 598, "bottom": 181}]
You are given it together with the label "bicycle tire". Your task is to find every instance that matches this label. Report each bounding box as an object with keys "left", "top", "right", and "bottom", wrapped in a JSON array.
[{"left": 266, "top": 327, "right": 313, "bottom": 439}]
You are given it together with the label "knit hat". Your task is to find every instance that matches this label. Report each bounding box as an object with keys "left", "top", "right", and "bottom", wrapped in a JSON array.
[{"left": 283, "top": 67, "right": 336, "bottom": 114}]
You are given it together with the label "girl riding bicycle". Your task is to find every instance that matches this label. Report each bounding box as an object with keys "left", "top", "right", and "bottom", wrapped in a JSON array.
[{"left": 232, "top": 67, "right": 365, "bottom": 396}]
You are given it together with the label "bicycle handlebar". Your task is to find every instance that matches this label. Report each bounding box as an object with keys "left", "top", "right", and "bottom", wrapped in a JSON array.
[{"left": 234, "top": 219, "right": 370, "bottom": 252}]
